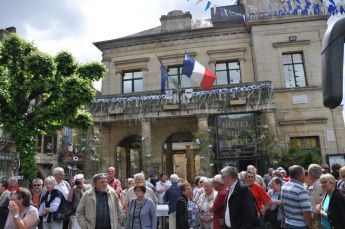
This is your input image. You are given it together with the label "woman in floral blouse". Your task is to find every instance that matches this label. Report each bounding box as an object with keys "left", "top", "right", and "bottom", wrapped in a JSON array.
[{"left": 197, "top": 178, "right": 217, "bottom": 229}]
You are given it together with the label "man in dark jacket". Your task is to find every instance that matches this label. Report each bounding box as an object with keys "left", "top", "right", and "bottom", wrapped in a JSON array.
[
  {"left": 0, "top": 180, "right": 10, "bottom": 228},
  {"left": 164, "top": 174, "right": 180, "bottom": 229},
  {"left": 221, "top": 166, "right": 257, "bottom": 229},
  {"left": 176, "top": 182, "right": 193, "bottom": 229}
]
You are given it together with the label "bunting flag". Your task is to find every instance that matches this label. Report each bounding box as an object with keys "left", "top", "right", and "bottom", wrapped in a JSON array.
[
  {"left": 191, "top": 0, "right": 345, "bottom": 19},
  {"left": 182, "top": 54, "right": 216, "bottom": 90},
  {"left": 158, "top": 58, "right": 169, "bottom": 94},
  {"left": 205, "top": 1, "right": 212, "bottom": 11}
]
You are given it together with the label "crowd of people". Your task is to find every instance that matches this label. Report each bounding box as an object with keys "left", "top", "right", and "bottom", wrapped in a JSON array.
[{"left": 0, "top": 163, "right": 345, "bottom": 229}]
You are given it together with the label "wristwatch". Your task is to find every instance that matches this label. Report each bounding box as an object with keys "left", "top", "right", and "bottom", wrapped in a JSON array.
[{"left": 13, "top": 214, "right": 20, "bottom": 219}]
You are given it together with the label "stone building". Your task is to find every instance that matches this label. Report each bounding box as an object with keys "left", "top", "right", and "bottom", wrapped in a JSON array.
[{"left": 92, "top": 2, "right": 345, "bottom": 182}]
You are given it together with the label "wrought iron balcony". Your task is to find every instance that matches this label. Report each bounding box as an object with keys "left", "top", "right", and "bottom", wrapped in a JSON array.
[{"left": 91, "top": 81, "right": 273, "bottom": 121}]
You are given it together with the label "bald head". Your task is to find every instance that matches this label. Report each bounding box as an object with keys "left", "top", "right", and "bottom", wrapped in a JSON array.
[{"left": 107, "top": 167, "right": 116, "bottom": 179}]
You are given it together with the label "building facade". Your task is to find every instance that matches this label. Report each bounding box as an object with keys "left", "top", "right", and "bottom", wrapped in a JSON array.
[{"left": 92, "top": 2, "right": 345, "bottom": 182}]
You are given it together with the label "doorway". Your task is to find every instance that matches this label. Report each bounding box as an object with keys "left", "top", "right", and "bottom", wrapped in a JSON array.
[
  {"left": 173, "top": 153, "right": 187, "bottom": 180},
  {"left": 163, "top": 132, "right": 194, "bottom": 182},
  {"left": 116, "top": 135, "right": 142, "bottom": 179}
]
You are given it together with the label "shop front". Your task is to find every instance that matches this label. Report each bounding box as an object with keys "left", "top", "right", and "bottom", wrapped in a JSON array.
[{"left": 215, "top": 113, "right": 263, "bottom": 172}]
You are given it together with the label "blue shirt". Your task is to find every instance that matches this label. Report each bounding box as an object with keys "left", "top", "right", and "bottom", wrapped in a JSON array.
[
  {"left": 270, "top": 191, "right": 283, "bottom": 221},
  {"left": 321, "top": 194, "right": 331, "bottom": 229},
  {"left": 281, "top": 179, "right": 312, "bottom": 227},
  {"left": 164, "top": 183, "right": 180, "bottom": 214}
]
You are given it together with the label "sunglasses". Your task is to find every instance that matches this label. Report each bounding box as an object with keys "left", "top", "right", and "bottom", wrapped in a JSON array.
[{"left": 33, "top": 184, "right": 42, "bottom": 187}]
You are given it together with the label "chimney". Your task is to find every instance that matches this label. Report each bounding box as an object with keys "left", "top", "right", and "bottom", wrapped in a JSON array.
[{"left": 160, "top": 10, "right": 192, "bottom": 32}]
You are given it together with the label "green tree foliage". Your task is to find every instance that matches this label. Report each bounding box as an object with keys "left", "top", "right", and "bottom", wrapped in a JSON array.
[
  {"left": 256, "top": 115, "right": 283, "bottom": 168},
  {"left": 280, "top": 139, "right": 322, "bottom": 169},
  {"left": 0, "top": 34, "right": 105, "bottom": 179}
]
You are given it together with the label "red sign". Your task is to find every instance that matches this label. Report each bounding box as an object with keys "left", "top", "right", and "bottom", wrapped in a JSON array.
[{"left": 12, "top": 157, "right": 19, "bottom": 171}]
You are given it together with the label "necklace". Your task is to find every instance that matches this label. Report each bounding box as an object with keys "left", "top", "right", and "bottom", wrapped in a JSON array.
[{"left": 136, "top": 198, "right": 145, "bottom": 207}]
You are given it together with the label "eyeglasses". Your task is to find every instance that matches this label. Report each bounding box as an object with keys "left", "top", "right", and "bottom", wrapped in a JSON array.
[
  {"left": 245, "top": 176, "right": 255, "bottom": 179},
  {"left": 33, "top": 184, "right": 41, "bottom": 187}
]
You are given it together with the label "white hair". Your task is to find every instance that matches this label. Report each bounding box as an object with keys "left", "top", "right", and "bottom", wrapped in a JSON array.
[
  {"left": 247, "top": 165, "right": 257, "bottom": 174},
  {"left": 170, "top": 174, "right": 179, "bottom": 183},
  {"left": 213, "top": 174, "right": 224, "bottom": 184},
  {"left": 44, "top": 176, "right": 57, "bottom": 186},
  {"left": 53, "top": 167, "right": 65, "bottom": 176},
  {"left": 203, "top": 178, "right": 213, "bottom": 186},
  {"left": 134, "top": 173, "right": 145, "bottom": 180},
  {"left": 200, "top": 176, "right": 207, "bottom": 183}
]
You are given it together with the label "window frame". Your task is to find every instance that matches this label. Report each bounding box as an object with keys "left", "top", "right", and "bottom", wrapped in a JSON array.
[
  {"left": 283, "top": 52, "right": 307, "bottom": 88},
  {"left": 215, "top": 60, "right": 241, "bottom": 85},
  {"left": 122, "top": 70, "right": 143, "bottom": 93},
  {"left": 37, "top": 134, "right": 57, "bottom": 154},
  {"left": 290, "top": 136, "right": 321, "bottom": 155},
  {"left": 166, "top": 65, "right": 191, "bottom": 89}
]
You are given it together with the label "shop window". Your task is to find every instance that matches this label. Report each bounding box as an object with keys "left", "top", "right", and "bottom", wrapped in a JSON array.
[
  {"left": 216, "top": 113, "right": 257, "bottom": 158},
  {"left": 215, "top": 61, "right": 241, "bottom": 85},
  {"left": 283, "top": 53, "right": 307, "bottom": 88},
  {"left": 122, "top": 71, "right": 143, "bottom": 93}
]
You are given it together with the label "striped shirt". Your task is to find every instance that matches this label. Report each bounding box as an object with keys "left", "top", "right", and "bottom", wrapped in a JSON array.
[{"left": 281, "top": 179, "right": 312, "bottom": 227}]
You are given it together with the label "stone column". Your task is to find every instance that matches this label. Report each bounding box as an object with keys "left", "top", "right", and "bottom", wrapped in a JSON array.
[
  {"left": 101, "top": 59, "right": 112, "bottom": 95},
  {"left": 141, "top": 120, "right": 152, "bottom": 175},
  {"left": 186, "top": 144, "right": 195, "bottom": 184},
  {"left": 100, "top": 125, "right": 110, "bottom": 171},
  {"left": 197, "top": 115, "right": 212, "bottom": 177},
  {"left": 264, "top": 111, "right": 277, "bottom": 136}
]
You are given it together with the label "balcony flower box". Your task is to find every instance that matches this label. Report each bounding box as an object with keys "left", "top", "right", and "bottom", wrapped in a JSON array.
[
  {"left": 229, "top": 99, "right": 246, "bottom": 106},
  {"left": 108, "top": 108, "right": 124, "bottom": 114},
  {"left": 163, "top": 104, "right": 179, "bottom": 110}
]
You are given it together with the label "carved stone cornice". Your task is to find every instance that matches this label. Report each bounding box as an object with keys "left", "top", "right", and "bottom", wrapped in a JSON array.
[
  {"left": 272, "top": 40, "right": 311, "bottom": 48},
  {"left": 207, "top": 47, "right": 247, "bottom": 63},
  {"left": 279, "top": 117, "right": 327, "bottom": 125}
]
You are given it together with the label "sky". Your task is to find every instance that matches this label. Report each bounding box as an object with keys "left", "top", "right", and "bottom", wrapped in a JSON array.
[
  {"left": 0, "top": 0, "right": 238, "bottom": 89},
  {"left": 0, "top": 0, "right": 344, "bottom": 105}
]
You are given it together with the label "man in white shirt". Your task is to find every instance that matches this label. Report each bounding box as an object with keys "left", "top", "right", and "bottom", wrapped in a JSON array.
[
  {"left": 53, "top": 167, "right": 70, "bottom": 229},
  {"left": 221, "top": 166, "right": 256, "bottom": 229},
  {"left": 124, "top": 173, "right": 158, "bottom": 211},
  {"left": 155, "top": 174, "right": 170, "bottom": 204}
]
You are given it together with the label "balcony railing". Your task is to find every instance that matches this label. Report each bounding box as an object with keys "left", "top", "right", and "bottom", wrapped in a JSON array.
[{"left": 91, "top": 81, "right": 273, "bottom": 119}]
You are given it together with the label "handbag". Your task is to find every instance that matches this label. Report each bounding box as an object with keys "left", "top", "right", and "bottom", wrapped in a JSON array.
[
  {"left": 264, "top": 207, "right": 278, "bottom": 222},
  {"left": 264, "top": 193, "right": 280, "bottom": 223},
  {"left": 253, "top": 198, "right": 267, "bottom": 229},
  {"left": 52, "top": 195, "right": 74, "bottom": 221}
]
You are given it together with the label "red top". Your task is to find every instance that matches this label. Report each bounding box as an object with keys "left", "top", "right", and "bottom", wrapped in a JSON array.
[
  {"left": 8, "top": 186, "right": 20, "bottom": 193},
  {"left": 212, "top": 186, "right": 229, "bottom": 229},
  {"left": 108, "top": 178, "right": 122, "bottom": 193},
  {"left": 249, "top": 182, "right": 271, "bottom": 210}
]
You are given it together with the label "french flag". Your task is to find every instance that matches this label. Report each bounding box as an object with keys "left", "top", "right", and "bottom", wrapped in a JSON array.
[{"left": 182, "top": 54, "right": 216, "bottom": 90}]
